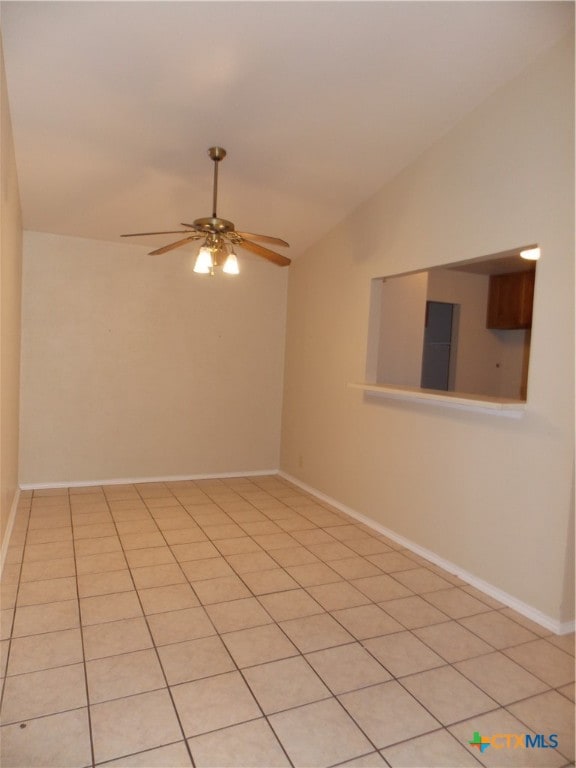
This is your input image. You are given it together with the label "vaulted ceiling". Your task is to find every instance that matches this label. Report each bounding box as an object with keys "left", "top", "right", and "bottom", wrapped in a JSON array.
[{"left": 1, "top": 2, "right": 572, "bottom": 258}]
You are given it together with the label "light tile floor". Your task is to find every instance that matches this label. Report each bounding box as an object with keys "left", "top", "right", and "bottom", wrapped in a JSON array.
[{"left": 0, "top": 476, "right": 574, "bottom": 768}]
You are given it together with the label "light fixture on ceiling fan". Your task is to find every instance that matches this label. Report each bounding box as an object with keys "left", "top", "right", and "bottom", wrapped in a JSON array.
[{"left": 121, "top": 147, "right": 291, "bottom": 275}]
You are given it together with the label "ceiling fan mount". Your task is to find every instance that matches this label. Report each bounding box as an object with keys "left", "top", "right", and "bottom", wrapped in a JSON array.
[
  {"left": 121, "top": 146, "right": 290, "bottom": 270},
  {"left": 207, "top": 146, "right": 226, "bottom": 163}
]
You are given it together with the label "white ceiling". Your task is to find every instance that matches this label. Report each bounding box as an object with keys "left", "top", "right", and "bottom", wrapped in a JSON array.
[{"left": 1, "top": 1, "right": 572, "bottom": 259}]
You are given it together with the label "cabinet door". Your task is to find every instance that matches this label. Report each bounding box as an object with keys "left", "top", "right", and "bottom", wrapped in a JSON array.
[{"left": 486, "top": 270, "right": 534, "bottom": 329}]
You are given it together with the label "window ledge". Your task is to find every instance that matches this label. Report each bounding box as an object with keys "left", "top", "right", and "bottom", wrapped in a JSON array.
[{"left": 348, "top": 382, "right": 526, "bottom": 417}]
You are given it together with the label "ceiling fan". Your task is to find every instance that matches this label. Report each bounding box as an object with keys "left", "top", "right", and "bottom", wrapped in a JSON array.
[{"left": 121, "top": 147, "right": 291, "bottom": 274}]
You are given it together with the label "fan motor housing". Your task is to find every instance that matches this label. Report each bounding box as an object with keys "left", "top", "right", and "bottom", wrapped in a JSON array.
[{"left": 193, "top": 217, "right": 235, "bottom": 233}]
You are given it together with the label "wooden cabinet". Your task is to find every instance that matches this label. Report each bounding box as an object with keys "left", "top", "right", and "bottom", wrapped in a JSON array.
[{"left": 486, "top": 270, "right": 535, "bottom": 329}]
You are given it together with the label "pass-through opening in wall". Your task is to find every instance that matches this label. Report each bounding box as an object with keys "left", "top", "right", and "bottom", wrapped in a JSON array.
[{"left": 366, "top": 247, "right": 537, "bottom": 402}]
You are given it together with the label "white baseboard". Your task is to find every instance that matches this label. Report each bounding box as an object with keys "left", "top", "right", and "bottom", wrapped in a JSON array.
[
  {"left": 19, "top": 469, "right": 279, "bottom": 491},
  {"left": 279, "top": 471, "right": 575, "bottom": 636},
  {"left": 0, "top": 487, "right": 21, "bottom": 578}
]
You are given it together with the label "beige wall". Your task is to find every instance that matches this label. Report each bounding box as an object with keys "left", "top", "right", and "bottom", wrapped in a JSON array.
[
  {"left": 281, "top": 35, "right": 574, "bottom": 624},
  {"left": 0, "top": 36, "right": 23, "bottom": 553},
  {"left": 20, "top": 233, "right": 287, "bottom": 484}
]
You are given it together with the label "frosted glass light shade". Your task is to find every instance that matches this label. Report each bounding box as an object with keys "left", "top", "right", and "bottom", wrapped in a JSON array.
[
  {"left": 223, "top": 252, "right": 239, "bottom": 275},
  {"left": 194, "top": 246, "right": 213, "bottom": 273}
]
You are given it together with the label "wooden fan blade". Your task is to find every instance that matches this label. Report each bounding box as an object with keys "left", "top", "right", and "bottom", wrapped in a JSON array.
[
  {"left": 235, "top": 231, "right": 289, "bottom": 248},
  {"left": 121, "top": 230, "right": 192, "bottom": 237},
  {"left": 149, "top": 236, "right": 202, "bottom": 255},
  {"left": 239, "top": 239, "right": 291, "bottom": 267},
  {"left": 180, "top": 222, "right": 201, "bottom": 230}
]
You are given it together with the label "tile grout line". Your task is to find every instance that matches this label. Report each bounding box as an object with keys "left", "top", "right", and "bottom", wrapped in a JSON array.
[
  {"left": 0, "top": 493, "right": 34, "bottom": 724},
  {"left": 70, "top": 487, "right": 97, "bottom": 768}
]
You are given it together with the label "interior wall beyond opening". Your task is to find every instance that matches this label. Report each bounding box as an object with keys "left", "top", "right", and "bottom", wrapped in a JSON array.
[{"left": 368, "top": 249, "right": 536, "bottom": 400}]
